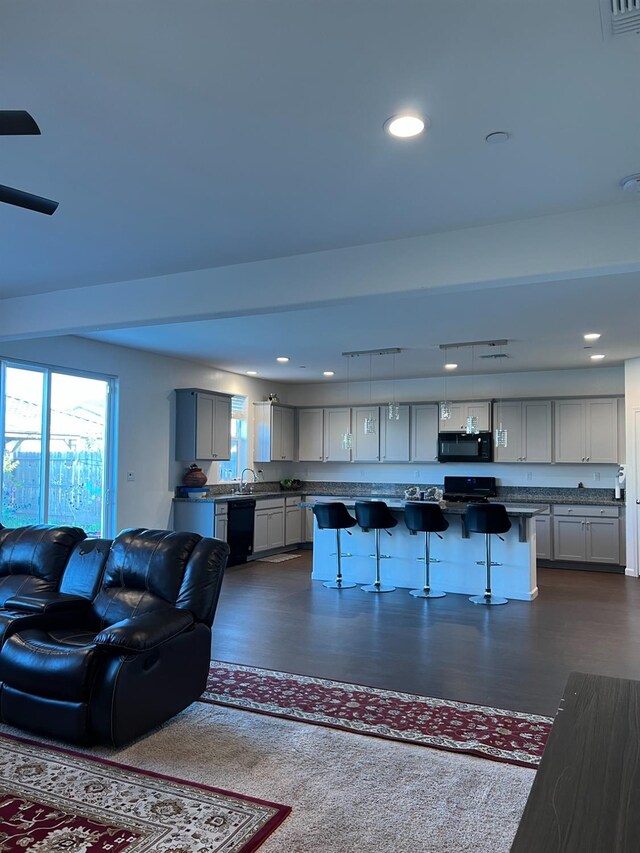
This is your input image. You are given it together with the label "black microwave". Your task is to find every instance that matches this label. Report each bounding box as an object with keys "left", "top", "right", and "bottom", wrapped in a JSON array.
[{"left": 437, "top": 432, "right": 493, "bottom": 463}]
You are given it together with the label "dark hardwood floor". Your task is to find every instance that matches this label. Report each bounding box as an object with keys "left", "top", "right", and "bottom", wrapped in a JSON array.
[{"left": 211, "top": 551, "right": 640, "bottom": 717}]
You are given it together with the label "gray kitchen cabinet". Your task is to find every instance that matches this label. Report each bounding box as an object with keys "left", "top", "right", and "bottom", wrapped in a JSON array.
[
  {"left": 352, "top": 407, "right": 381, "bottom": 462},
  {"left": 554, "top": 398, "right": 619, "bottom": 463},
  {"left": 253, "top": 498, "right": 286, "bottom": 552},
  {"left": 285, "top": 497, "right": 302, "bottom": 545},
  {"left": 173, "top": 499, "right": 215, "bottom": 537},
  {"left": 493, "top": 400, "right": 552, "bottom": 463},
  {"left": 439, "top": 401, "right": 491, "bottom": 432},
  {"left": 298, "top": 408, "right": 324, "bottom": 461},
  {"left": 535, "top": 511, "right": 552, "bottom": 560},
  {"left": 380, "top": 405, "right": 410, "bottom": 462},
  {"left": 410, "top": 404, "right": 439, "bottom": 462},
  {"left": 323, "top": 407, "right": 352, "bottom": 462},
  {"left": 553, "top": 516, "right": 587, "bottom": 561},
  {"left": 253, "top": 403, "right": 295, "bottom": 462},
  {"left": 553, "top": 505, "right": 620, "bottom": 564},
  {"left": 175, "top": 388, "right": 232, "bottom": 461}
]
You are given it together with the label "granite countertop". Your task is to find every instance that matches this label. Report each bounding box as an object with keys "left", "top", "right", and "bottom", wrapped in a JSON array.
[
  {"left": 299, "top": 498, "right": 548, "bottom": 517},
  {"left": 174, "top": 491, "right": 304, "bottom": 503}
]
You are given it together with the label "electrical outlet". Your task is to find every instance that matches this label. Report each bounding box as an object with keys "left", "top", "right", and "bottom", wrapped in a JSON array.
[
  {"left": 414, "top": 469, "right": 421, "bottom": 479},
  {"left": 126, "top": 471, "right": 135, "bottom": 482},
  {"left": 526, "top": 471, "right": 532, "bottom": 481},
  {"left": 594, "top": 471, "right": 600, "bottom": 481}
]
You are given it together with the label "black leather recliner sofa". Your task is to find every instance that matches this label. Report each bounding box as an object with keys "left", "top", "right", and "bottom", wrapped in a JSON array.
[{"left": 0, "top": 527, "right": 229, "bottom": 746}]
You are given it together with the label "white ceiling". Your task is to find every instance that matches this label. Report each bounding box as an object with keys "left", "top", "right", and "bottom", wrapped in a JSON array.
[{"left": 2, "top": 0, "right": 640, "bottom": 381}]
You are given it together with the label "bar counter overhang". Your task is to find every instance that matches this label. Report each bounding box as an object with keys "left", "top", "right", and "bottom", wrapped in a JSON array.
[{"left": 302, "top": 500, "right": 549, "bottom": 601}]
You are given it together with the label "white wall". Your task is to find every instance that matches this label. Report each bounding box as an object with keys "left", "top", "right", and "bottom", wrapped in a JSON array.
[
  {"left": 625, "top": 358, "right": 640, "bottom": 576},
  {"left": 0, "top": 335, "right": 289, "bottom": 533},
  {"left": 282, "top": 366, "right": 624, "bottom": 407}
]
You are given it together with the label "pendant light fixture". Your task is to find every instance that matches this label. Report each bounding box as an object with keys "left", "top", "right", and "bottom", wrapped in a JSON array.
[
  {"left": 465, "top": 345, "right": 479, "bottom": 435},
  {"left": 387, "top": 351, "right": 400, "bottom": 420},
  {"left": 363, "top": 354, "right": 377, "bottom": 435},
  {"left": 440, "top": 347, "right": 452, "bottom": 421},
  {"left": 342, "top": 355, "right": 353, "bottom": 450},
  {"left": 495, "top": 343, "right": 509, "bottom": 447}
]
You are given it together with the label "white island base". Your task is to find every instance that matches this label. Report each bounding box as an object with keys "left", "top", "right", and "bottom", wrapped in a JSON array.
[{"left": 308, "top": 502, "right": 545, "bottom": 602}]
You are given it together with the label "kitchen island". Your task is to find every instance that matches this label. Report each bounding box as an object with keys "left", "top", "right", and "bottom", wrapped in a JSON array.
[{"left": 302, "top": 499, "right": 548, "bottom": 601}]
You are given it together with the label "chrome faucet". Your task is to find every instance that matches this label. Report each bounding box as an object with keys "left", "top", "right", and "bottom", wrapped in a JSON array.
[{"left": 239, "top": 468, "right": 258, "bottom": 494}]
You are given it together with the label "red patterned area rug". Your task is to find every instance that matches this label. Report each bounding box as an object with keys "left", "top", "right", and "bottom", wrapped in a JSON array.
[
  {"left": 0, "top": 731, "right": 290, "bottom": 852},
  {"left": 202, "top": 661, "right": 553, "bottom": 769}
]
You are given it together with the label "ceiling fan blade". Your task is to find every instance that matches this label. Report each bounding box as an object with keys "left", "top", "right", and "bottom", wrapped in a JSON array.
[
  {"left": 0, "top": 110, "right": 41, "bottom": 135},
  {"left": 0, "top": 184, "right": 58, "bottom": 215}
]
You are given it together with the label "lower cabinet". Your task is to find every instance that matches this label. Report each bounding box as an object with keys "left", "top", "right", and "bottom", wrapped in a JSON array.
[
  {"left": 552, "top": 506, "right": 620, "bottom": 565},
  {"left": 535, "top": 512, "right": 552, "bottom": 560},
  {"left": 254, "top": 500, "right": 285, "bottom": 553},
  {"left": 285, "top": 497, "right": 302, "bottom": 545}
]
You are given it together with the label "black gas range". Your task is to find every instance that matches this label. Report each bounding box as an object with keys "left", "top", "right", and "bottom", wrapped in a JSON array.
[{"left": 443, "top": 476, "right": 497, "bottom": 504}]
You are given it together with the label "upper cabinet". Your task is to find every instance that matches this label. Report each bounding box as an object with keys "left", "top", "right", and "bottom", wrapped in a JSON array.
[
  {"left": 439, "top": 401, "right": 491, "bottom": 433},
  {"left": 297, "top": 408, "right": 324, "bottom": 462},
  {"left": 381, "top": 405, "right": 411, "bottom": 462},
  {"left": 493, "top": 400, "right": 552, "bottom": 463},
  {"left": 554, "top": 398, "right": 619, "bottom": 463},
  {"left": 352, "top": 407, "right": 381, "bottom": 462},
  {"left": 323, "top": 407, "right": 352, "bottom": 462},
  {"left": 175, "top": 388, "right": 232, "bottom": 461},
  {"left": 253, "top": 403, "right": 295, "bottom": 462},
  {"left": 411, "top": 404, "right": 438, "bottom": 462}
]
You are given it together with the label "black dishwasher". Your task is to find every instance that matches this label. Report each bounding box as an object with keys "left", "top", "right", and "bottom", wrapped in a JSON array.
[{"left": 226, "top": 499, "right": 256, "bottom": 566}]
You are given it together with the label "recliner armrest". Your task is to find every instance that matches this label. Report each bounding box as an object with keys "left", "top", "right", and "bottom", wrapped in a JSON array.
[
  {"left": 3, "top": 592, "right": 90, "bottom": 615},
  {"left": 94, "top": 609, "right": 195, "bottom": 654}
]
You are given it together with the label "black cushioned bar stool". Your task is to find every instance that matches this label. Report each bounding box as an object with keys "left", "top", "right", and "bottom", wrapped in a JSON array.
[
  {"left": 354, "top": 501, "right": 397, "bottom": 594},
  {"left": 465, "top": 503, "right": 511, "bottom": 606},
  {"left": 313, "top": 502, "right": 358, "bottom": 589},
  {"left": 404, "top": 503, "right": 449, "bottom": 599}
]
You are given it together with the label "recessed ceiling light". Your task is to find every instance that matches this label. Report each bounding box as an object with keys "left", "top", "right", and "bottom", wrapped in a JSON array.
[
  {"left": 621, "top": 174, "right": 640, "bottom": 193},
  {"left": 323, "top": 371, "right": 335, "bottom": 376},
  {"left": 246, "top": 370, "right": 258, "bottom": 375},
  {"left": 485, "top": 131, "right": 510, "bottom": 144},
  {"left": 276, "top": 356, "right": 289, "bottom": 363},
  {"left": 384, "top": 114, "right": 426, "bottom": 139},
  {"left": 444, "top": 363, "right": 458, "bottom": 370},
  {"left": 590, "top": 354, "right": 606, "bottom": 360},
  {"left": 583, "top": 333, "right": 601, "bottom": 341}
]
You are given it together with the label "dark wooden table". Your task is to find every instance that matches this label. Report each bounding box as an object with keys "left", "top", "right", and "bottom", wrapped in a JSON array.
[{"left": 511, "top": 671, "right": 640, "bottom": 852}]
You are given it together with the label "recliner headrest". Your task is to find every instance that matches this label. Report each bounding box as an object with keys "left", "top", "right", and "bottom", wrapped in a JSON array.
[
  {"left": 102, "top": 528, "right": 201, "bottom": 605},
  {"left": 0, "top": 525, "right": 87, "bottom": 582}
]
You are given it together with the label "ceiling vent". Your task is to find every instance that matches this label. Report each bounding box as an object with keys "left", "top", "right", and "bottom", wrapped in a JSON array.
[{"left": 610, "top": 0, "right": 640, "bottom": 34}]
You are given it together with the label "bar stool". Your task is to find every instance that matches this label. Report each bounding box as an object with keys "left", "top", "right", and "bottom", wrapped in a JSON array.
[
  {"left": 404, "top": 503, "right": 449, "bottom": 599},
  {"left": 354, "top": 501, "right": 397, "bottom": 593},
  {"left": 465, "top": 503, "right": 511, "bottom": 606},
  {"left": 312, "top": 502, "right": 358, "bottom": 589}
]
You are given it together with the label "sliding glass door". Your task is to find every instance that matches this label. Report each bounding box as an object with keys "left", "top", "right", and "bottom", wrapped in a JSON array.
[{"left": 0, "top": 361, "right": 114, "bottom": 536}]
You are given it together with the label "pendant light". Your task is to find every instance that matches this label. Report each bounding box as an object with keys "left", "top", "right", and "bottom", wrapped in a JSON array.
[
  {"left": 465, "top": 345, "right": 479, "bottom": 435},
  {"left": 387, "top": 351, "right": 400, "bottom": 420},
  {"left": 342, "top": 355, "right": 353, "bottom": 450},
  {"left": 363, "top": 354, "right": 377, "bottom": 434},
  {"left": 439, "top": 347, "right": 452, "bottom": 421},
  {"left": 495, "top": 344, "right": 508, "bottom": 447}
]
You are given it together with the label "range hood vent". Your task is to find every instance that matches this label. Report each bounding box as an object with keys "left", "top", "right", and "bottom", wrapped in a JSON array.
[{"left": 610, "top": 0, "right": 640, "bottom": 34}]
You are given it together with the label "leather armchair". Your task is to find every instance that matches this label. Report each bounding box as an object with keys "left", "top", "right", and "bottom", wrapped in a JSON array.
[{"left": 0, "top": 528, "right": 229, "bottom": 746}]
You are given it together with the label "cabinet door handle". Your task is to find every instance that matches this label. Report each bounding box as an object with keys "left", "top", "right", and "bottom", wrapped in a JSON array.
[
  {"left": 586, "top": 457, "right": 590, "bottom": 461},
  {"left": 581, "top": 457, "right": 585, "bottom": 462}
]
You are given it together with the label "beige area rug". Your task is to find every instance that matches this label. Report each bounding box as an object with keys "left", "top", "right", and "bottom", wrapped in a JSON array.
[
  {"left": 12, "top": 700, "right": 536, "bottom": 852},
  {"left": 254, "top": 553, "right": 301, "bottom": 563}
]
